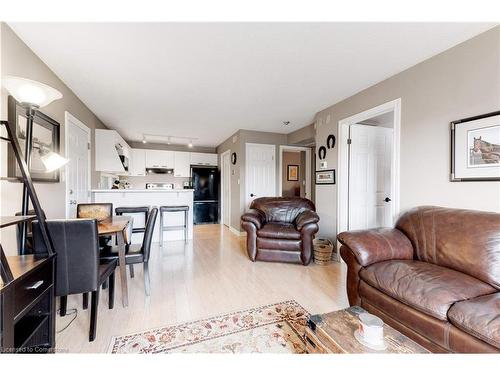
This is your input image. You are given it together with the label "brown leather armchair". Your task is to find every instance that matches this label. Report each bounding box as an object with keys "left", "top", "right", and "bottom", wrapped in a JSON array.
[
  {"left": 338, "top": 206, "right": 500, "bottom": 353},
  {"left": 241, "top": 197, "right": 319, "bottom": 265}
]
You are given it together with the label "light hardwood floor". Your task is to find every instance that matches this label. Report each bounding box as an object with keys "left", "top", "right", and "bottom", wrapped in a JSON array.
[{"left": 55, "top": 224, "right": 349, "bottom": 353}]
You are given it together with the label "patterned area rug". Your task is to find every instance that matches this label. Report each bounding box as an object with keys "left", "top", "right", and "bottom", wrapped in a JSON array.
[{"left": 109, "top": 300, "right": 310, "bottom": 353}]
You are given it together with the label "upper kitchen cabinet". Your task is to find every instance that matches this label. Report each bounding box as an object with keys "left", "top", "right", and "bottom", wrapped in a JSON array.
[
  {"left": 173, "top": 152, "right": 191, "bottom": 177},
  {"left": 190, "top": 152, "right": 218, "bottom": 166},
  {"left": 95, "top": 129, "right": 131, "bottom": 174},
  {"left": 130, "top": 148, "right": 146, "bottom": 176},
  {"left": 145, "top": 149, "right": 174, "bottom": 169}
]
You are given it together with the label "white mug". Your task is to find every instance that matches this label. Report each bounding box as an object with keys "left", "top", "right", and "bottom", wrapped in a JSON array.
[{"left": 358, "top": 313, "right": 384, "bottom": 344}]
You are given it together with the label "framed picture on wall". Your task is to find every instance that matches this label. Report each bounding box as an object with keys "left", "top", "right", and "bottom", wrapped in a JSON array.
[
  {"left": 287, "top": 165, "right": 299, "bottom": 181},
  {"left": 451, "top": 111, "right": 500, "bottom": 181},
  {"left": 7, "top": 96, "right": 61, "bottom": 183},
  {"left": 315, "top": 169, "right": 335, "bottom": 184}
]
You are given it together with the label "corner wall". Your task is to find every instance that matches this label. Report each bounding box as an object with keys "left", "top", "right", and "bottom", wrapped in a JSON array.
[
  {"left": 0, "top": 23, "right": 109, "bottom": 254},
  {"left": 314, "top": 26, "right": 500, "bottom": 241}
]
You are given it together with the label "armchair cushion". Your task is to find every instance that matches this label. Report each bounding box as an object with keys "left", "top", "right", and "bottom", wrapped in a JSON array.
[
  {"left": 295, "top": 210, "right": 320, "bottom": 231},
  {"left": 258, "top": 222, "right": 301, "bottom": 240},
  {"left": 241, "top": 209, "right": 266, "bottom": 229},
  {"left": 337, "top": 228, "right": 413, "bottom": 267}
]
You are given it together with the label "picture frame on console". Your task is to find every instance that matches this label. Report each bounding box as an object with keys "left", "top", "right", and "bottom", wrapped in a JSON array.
[{"left": 451, "top": 111, "right": 500, "bottom": 181}]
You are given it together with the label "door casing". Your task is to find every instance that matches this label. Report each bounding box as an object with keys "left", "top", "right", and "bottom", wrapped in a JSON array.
[
  {"left": 278, "top": 145, "right": 312, "bottom": 199},
  {"left": 337, "top": 98, "right": 401, "bottom": 236},
  {"left": 220, "top": 149, "right": 231, "bottom": 227},
  {"left": 65, "top": 111, "right": 91, "bottom": 218}
]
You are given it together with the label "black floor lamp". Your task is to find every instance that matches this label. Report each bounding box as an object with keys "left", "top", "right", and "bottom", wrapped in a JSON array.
[{"left": 2, "top": 76, "right": 68, "bottom": 254}]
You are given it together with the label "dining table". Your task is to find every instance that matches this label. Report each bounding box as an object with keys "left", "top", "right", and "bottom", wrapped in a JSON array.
[{"left": 97, "top": 216, "right": 132, "bottom": 307}]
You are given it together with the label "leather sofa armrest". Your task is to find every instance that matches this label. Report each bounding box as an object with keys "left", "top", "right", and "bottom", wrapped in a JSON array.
[
  {"left": 241, "top": 209, "right": 266, "bottom": 229},
  {"left": 295, "top": 210, "right": 320, "bottom": 231},
  {"left": 337, "top": 228, "right": 413, "bottom": 267}
]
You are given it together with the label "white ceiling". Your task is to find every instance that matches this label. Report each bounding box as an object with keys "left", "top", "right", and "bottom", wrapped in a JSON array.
[{"left": 9, "top": 23, "right": 495, "bottom": 147}]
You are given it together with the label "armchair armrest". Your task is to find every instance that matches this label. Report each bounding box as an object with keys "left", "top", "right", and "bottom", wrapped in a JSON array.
[
  {"left": 295, "top": 210, "right": 320, "bottom": 230},
  {"left": 337, "top": 228, "right": 413, "bottom": 267},
  {"left": 241, "top": 209, "right": 266, "bottom": 229}
]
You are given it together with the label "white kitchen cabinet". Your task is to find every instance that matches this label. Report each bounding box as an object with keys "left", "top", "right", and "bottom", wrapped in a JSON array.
[
  {"left": 130, "top": 149, "right": 146, "bottom": 176},
  {"left": 190, "top": 152, "right": 218, "bottom": 166},
  {"left": 173, "top": 152, "right": 191, "bottom": 177},
  {"left": 95, "top": 129, "right": 130, "bottom": 174},
  {"left": 145, "top": 150, "right": 174, "bottom": 168}
]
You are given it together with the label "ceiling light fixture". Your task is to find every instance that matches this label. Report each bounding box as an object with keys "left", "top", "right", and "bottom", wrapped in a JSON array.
[{"left": 142, "top": 133, "right": 198, "bottom": 146}]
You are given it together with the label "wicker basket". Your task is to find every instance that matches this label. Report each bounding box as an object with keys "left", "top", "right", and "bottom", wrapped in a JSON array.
[{"left": 313, "top": 238, "right": 335, "bottom": 265}]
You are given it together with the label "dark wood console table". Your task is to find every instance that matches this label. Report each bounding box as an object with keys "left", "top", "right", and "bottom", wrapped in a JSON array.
[{"left": 1, "top": 254, "right": 56, "bottom": 353}]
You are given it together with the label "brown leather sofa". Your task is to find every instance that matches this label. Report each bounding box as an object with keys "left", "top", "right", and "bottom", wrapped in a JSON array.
[
  {"left": 241, "top": 197, "right": 319, "bottom": 265},
  {"left": 338, "top": 206, "right": 500, "bottom": 353}
]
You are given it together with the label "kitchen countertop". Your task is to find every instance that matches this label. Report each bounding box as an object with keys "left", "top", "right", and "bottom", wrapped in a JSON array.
[{"left": 91, "top": 189, "right": 194, "bottom": 193}]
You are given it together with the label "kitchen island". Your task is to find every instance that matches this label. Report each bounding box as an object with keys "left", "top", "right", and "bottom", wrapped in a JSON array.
[{"left": 91, "top": 189, "right": 194, "bottom": 244}]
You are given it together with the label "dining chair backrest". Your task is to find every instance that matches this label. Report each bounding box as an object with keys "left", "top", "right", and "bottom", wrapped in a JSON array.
[
  {"left": 77, "top": 203, "right": 113, "bottom": 221},
  {"left": 142, "top": 207, "right": 158, "bottom": 262},
  {"left": 32, "top": 219, "right": 100, "bottom": 296}
]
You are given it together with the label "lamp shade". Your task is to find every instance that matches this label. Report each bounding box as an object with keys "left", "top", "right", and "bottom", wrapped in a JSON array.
[
  {"left": 2, "top": 76, "right": 62, "bottom": 108},
  {"left": 40, "top": 151, "right": 69, "bottom": 173}
]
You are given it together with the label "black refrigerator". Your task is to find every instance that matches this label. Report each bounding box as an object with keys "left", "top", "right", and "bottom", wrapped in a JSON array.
[{"left": 191, "top": 166, "right": 219, "bottom": 224}]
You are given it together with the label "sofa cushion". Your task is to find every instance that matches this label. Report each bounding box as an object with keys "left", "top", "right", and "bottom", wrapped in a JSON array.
[
  {"left": 258, "top": 222, "right": 301, "bottom": 240},
  {"left": 448, "top": 293, "right": 500, "bottom": 349},
  {"left": 360, "top": 260, "right": 496, "bottom": 321}
]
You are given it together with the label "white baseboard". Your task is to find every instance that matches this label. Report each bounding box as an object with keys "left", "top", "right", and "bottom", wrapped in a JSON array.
[{"left": 229, "top": 225, "right": 247, "bottom": 236}]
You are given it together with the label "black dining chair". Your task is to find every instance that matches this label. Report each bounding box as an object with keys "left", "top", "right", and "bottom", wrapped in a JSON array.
[
  {"left": 100, "top": 207, "right": 158, "bottom": 296},
  {"left": 32, "top": 219, "right": 117, "bottom": 341}
]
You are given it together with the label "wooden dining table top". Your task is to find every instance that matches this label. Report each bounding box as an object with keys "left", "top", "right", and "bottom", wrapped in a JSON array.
[{"left": 97, "top": 216, "right": 132, "bottom": 235}]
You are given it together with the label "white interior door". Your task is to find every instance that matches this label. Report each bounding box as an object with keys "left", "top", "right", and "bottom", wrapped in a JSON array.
[
  {"left": 66, "top": 113, "right": 90, "bottom": 218},
  {"left": 348, "top": 124, "right": 393, "bottom": 230},
  {"left": 245, "top": 143, "right": 276, "bottom": 208},
  {"left": 221, "top": 151, "right": 231, "bottom": 227}
]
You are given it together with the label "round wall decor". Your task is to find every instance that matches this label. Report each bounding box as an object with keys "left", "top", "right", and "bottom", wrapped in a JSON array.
[
  {"left": 318, "top": 146, "right": 327, "bottom": 160},
  {"left": 231, "top": 152, "right": 237, "bottom": 165},
  {"left": 326, "top": 134, "right": 336, "bottom": 149}
]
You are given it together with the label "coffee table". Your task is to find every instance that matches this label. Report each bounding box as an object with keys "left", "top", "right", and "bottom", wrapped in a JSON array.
[{"left": 304, "top": 306, "right": 429, "bottom": 353}]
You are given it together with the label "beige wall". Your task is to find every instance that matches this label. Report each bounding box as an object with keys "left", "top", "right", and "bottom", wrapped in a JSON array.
[
  {"left": 314, "top": 26, "right": 500, "bottom": 241},
  {"left": 0, "top": 23, "right": 108, "bottom": 254},
  {"left": 287, "top": 123, "right": 315, "bottom": 145}
]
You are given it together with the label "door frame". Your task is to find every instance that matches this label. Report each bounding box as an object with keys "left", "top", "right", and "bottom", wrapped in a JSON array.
[
  {"left": 337, "top": 98, "right": 401, "bottom": 235},
  {"left": 220, "top": 149, "right": 231, "bottom": 227},
  {"left": 64, "top": 111, "right": 91, "bottom": 218},
  {"left": 245, "top": 143, "right": 276, "bottom": 208},
  {"left": 278, "top": 145, "right": 312, "bottom": 199}
]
